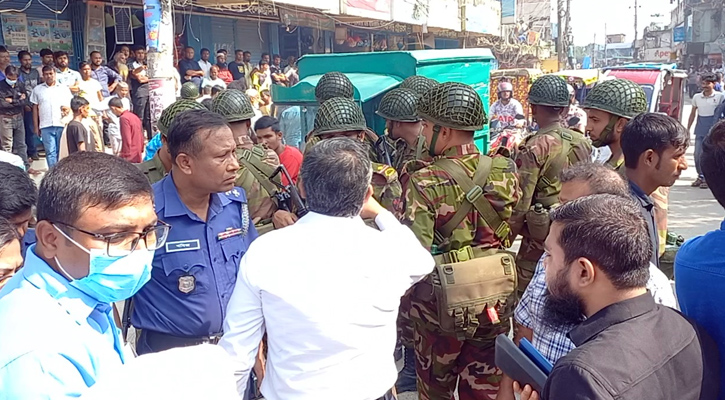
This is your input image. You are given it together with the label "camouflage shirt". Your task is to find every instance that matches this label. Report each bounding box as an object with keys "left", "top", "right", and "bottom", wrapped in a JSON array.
[
  {"left": 372, "top": 162, "right": 402, "bottom": 215},
  {"left": 510, "top": 123, "right": 591, "bottom": 237},
  {"left": 235, "top": 144, "right": 280, "bottom": 224},
  {"left": 402, "top": 143, "right": 520, "bottom": 252}
]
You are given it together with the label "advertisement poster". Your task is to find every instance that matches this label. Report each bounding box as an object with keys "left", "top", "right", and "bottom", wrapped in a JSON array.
[
  {"left": 27, "top": 19, "right": 51, "bottom": 53},
  {"left": 344, "top": 0, "right": 391, "bottom": 19},
  {"left": 50, "top": 20, "right": 73, "bottom": 54},
  {"left": 1, "top": 14, "right": 29, "bottom": 52}
]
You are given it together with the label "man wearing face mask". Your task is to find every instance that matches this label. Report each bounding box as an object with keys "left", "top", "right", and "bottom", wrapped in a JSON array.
[
  {"left": 0, "top": 66, "right": 30, "bottom": 170},
  {"left": 0, "top": 152, "right": 167, "bottom": 398},
  {"left": 131, "top": 109, "right": 257, "bottom": 355}
]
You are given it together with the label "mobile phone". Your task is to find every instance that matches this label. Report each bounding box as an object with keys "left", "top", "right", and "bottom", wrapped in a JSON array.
[{"left": 495, "top": 334, "right": 548, "bottom": 393}]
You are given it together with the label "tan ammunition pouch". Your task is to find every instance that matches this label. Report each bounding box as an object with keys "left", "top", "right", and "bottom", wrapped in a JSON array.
[{"left": 429, "top": 157, "right": 517, "bottom": 340}]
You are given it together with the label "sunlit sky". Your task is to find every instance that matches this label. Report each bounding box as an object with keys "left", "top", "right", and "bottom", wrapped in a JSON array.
[{"left": 566, "top": 0, "right": 674, "bottom": 45}]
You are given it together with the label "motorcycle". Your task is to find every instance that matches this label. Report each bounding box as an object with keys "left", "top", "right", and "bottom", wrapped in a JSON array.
[{"left": 488, "top": 114, "right": 527, "bottom": 158}]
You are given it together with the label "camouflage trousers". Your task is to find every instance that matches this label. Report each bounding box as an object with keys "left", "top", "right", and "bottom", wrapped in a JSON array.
[
  {"left": 515, "top": 236, "right": 544, "bottom": 297},
  {"left": 414, "top": 321, "right": 502, "bottom": 400},
  {"left": 397, "top": 292, "right": 415, "bottom": 348}
]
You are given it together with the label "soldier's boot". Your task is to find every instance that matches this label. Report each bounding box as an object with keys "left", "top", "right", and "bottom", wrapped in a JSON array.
[{"left": 395, "top": 345, "right": 417, "bottom": 393}]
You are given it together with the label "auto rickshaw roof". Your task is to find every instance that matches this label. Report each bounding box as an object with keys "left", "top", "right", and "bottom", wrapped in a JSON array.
[
  {"left": 603, "top": 62, "right": 679, "bottom": 71},
  {"left": 491, "top": 68, "right": 543, "bottom": 78},
  {"left": 273, "top": 48, "right": 495, "bottom": 105},
  {"left": 553, "top": 69, "right": 607, "bottom": 86},
  {"left": 272, "top": 73, "right": 403, "bottom": 105}
]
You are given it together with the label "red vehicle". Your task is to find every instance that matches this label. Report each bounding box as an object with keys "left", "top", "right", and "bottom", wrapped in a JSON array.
[{"left": 603, "top": 63, "right": 687, "bottom": 121}]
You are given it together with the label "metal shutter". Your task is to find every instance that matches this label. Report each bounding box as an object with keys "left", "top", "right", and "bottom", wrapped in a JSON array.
[
  {"left": 235, "top": 20, "right": 269, "bottom": 63},
  {"left": 210, "top": 17, "right": 235, "bottom": 54}
]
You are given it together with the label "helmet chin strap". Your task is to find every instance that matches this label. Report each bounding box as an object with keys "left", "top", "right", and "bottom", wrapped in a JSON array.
[
  {"left": 592, "top": 115, "right": 618, "bottom": 148},
  {"left": 429, "top": 125, "right": 442, "bottom": 158}
]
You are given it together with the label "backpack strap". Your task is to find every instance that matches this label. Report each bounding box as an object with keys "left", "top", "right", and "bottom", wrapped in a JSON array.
[
  {"left": 434, "top": 157, "right": 510, "bottom": 247},
  {"left": 535, "top": 129, "right": 571, "bottom": 195}
]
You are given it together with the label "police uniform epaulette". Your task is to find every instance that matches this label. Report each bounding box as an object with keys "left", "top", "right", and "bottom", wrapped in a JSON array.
[
  {"left": 224, "top": 186, "right": 251, "bottom": 237},
  {"left": 373, "top": 163, "right": 399, "bottom": 184}
]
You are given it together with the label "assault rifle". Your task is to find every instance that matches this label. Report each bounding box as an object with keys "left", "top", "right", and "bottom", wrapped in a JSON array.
[{"left": 269, "top": 165, "right": 308, "bottom": 218}]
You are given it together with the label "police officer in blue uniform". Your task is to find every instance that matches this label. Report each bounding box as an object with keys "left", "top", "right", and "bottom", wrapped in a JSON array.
[{"left": 132, "top": 108, "right": 258, "bottom": 354}]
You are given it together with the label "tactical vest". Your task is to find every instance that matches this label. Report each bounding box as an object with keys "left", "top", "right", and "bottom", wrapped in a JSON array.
[{"left": 427, "top": 156, "right": 517, "bottom": 340}]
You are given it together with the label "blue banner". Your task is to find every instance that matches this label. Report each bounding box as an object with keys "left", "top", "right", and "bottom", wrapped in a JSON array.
[
  {"left": 674, "top": 25, "right": 685, "bottom": 42},
  {"left": 582, "top": 56, "right": 592, "bottom": 69},
  {"left": 501, "top": 0, "right": 516, "bottom": 24}
]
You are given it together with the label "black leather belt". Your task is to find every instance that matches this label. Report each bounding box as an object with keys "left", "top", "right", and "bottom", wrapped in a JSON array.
[{"left": 141, "top": 329, "right": 222, "bottom": 353}]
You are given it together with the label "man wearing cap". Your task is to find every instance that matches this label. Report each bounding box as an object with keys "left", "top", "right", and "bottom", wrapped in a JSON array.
[
  {"left": 402, "top": 82, "right": 520, "bottom": 399},
  {"left": 136, "top": 99, "right": 206, "bottom": 184},
  {"left": 509, "top": 75, "right": 591, "bottom": 296},
  {"left": 490, "top": 81, "right": 525, "bottom": 129}
]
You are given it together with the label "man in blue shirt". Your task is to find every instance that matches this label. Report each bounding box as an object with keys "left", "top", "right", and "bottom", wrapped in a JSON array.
[
  {"left": 0, "top": 152, "right": 167, "bottom": 398},
  {"left": 620, "top": 113, "right": 689, "bottom": 269},
  {"left": 132, "top": 108, "right": 257, "bottom": 354},
  {"left": 90, "top": 51, "right": 123, "bottom": 98},
  {"left": 676, "top": 119, "right": 725, "bottom": 400}
]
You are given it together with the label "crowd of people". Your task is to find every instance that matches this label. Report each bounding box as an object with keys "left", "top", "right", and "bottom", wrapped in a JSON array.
[{"left": 0, "top": 49, "right": 723, "bottom": 400}]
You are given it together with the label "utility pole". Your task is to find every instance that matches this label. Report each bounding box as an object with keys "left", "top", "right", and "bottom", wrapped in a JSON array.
[
  {"left": 565, "top": 0, "right": 572, "bottom": 68},
  {"left": 144, "top": 0, "right": 176, "bottom": 133},
  {"left": 557, "top": 0, "right": 566, "bottom": 71},
  {"left": 604, "top": 23, "right": 608, "bottom": 67},
  {"left": 592, "top": 33, "right": 596, "bottom": 67},
  {"left": 632, "top": 0, "right": 639, "bottom": 61}
]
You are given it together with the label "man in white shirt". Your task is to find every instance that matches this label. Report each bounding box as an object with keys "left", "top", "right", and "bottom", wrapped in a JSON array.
[
  {"left": 30, "top": 66, "right": 73, "bottom": 167},
  {"left": 53, "top": 51, "right": 80, "bottom": 93},
  {"left": 687, "top": 72, "right": 725, "bottom": 188},
  {"left": 220, "top": 137, "right": 435, "bottom": 400},
  {"left": 201, "top": 66, "right": 228, "bottom": 90},
  {"left": 198, "top": 48, "right": 213, "bottom": 78}
]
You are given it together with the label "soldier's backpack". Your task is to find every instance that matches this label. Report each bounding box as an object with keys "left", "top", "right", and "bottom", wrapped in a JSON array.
[{"left": 429, "top": 156, "right": 517, "bottom": 340}]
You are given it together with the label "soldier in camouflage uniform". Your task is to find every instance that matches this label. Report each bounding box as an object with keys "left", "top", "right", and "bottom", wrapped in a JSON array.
[
  {"left": 509, "top": 75, "right": 591, "bottom": 296},
  {"left": 212, "top": 89, "right": 281, "bottom": 230},
  {"left": 180, "top": 81, "right": 200, "bottom": 100},
  {"left": 311, "top": 97, "right": 402, "bottom": 212},
  {"left": 582, "top": 79, "right": 670, "bottom": 259},
  {"left": 402, "top": 82, "right": 520, "bottom": 400},
  {"left": 376, "top": 88, "right": 426, "bottom": 173},
  {"left": 136, "top": 99, "right": 206, "bottom": 184}
]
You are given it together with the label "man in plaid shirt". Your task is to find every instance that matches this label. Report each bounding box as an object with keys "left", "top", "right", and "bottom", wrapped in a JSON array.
[{"left": 498, "top": 162, "right": 677, "bottom": 399}]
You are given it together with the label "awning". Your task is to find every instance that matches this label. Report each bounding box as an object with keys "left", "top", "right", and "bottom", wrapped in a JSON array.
[{"left": 272, "top": 73, "right": 403, "bottom": 105}]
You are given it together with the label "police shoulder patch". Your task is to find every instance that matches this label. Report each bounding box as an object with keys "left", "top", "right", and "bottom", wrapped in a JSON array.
[{"left": 224, "top": 186, "right": 248, "bottom": 202}]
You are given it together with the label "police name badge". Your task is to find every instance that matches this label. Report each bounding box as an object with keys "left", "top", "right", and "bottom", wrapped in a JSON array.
[{"left": 178, "top": 275, "right": 196, "bottom": 294}]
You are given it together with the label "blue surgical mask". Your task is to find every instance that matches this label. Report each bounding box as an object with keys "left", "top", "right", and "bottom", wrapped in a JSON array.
[
  {"left": 53, "top": 225, "right": 154, "bottom": 304},
  {"left": 6, "top": 79, "right": 16, "bottom": 86}
]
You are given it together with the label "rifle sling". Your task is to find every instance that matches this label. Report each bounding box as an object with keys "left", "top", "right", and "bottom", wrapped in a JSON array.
[
  {"left": 238, "top": 149, "right": 280, "bottom": 200},
  {"left": 435, "top": 157, "right": 509, "bottom": 245}
]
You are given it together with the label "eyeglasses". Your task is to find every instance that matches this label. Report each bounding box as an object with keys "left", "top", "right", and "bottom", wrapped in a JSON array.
[{"left": 55, "top": 221, "right": 171, "bottom": 257}]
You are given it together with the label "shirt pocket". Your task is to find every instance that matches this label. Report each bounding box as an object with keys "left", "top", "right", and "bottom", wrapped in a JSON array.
[
  {"left": 220, "top": 236, "right": 245, "bottom": 269},
  {"left": 158, "top": 251, "right": 210, "bottom": 296}
]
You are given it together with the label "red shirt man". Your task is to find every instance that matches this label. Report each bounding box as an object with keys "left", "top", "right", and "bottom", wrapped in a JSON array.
[
  {"left": 109, "top": 97, "right": 144, "bottom": 163},
  {"left": 216, "top": 51, "right": 234, "bottom": 84},
  {"left": 255, "top": 116, "right": 302, "bottom": 185}
]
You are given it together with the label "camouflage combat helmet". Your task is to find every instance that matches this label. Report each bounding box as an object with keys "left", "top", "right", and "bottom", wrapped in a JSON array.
[
  {"left": 311, "top": 97, "right": 367, "bottom": 136},
  {"left": 315, "top": 72, "right": 354, "bottom": 103},
  {"left": 582, "top": 78, "right": 647, "bottom": 119},
  {"left": 528, "top": 75, "right": 570, "bottom": 108},
  {"left": 399, "top": 75, "right": 438, "bottom": 97},
  {"left": 180, "top": 82, "right": 199, "bottom": 99},
  {"left": 376, "top": 88, "right": 420, "bottom": 122},
  {"left": 416, "top": 82, "right": 487, "bottom": 131},
  {"left": 158, "top": 99, "right": 206, "bottom": 136},
  {"left": 211, "top": 89, "right": 255, "bottom": 122}
]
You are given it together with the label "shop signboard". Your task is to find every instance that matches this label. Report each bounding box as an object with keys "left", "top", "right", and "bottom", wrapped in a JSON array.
[
  {"left": 391, "top": 0, "right": 426, "bottom": 25},
  {"left": 643, "top": 47, "right": 673, "bottom": 61},
  {"left": 274, "top": 0, "right": 339, "bottom": 13},
  {"left": 342, "top": 0, "right": 391, "bottom": 20},
  {"left": 501, "top": 0, "right": 516, "bottom": 24},
  {"left": 465, "top": 0, "right": 501, "bottom": 35},
  {"left": 427, "top": 0, "right": 459, "bottom": 31},
  {"left": 673, "top": 24, "right": 685, "bottom": 42},
  {"left": 280, "top": 9, "right": 335, "bottom": 31}
]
